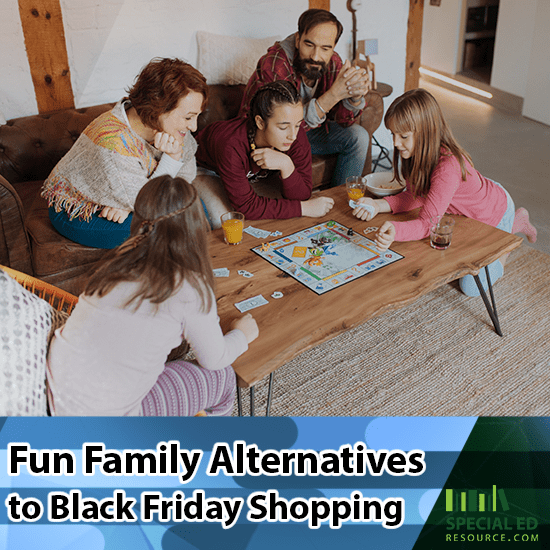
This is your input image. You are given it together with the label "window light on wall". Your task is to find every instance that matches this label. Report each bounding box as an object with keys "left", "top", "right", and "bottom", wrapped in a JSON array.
[{"left": 419, "top": 67, "right": 493, "bottom": 99}]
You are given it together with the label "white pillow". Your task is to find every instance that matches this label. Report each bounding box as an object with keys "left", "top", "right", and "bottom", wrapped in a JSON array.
[
  {"left": 0, "top": 269, "right": 57, "bottom": 416},
  {"left": 197, "top": 31, "right": 280, "bottom": 86}
]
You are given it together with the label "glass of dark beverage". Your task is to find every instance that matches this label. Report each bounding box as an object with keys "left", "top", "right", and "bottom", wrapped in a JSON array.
[{"left": 430, "top": 215, "right": 455, "bottom": 250}]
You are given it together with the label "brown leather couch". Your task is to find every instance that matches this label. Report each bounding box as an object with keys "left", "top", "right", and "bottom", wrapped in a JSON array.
[{"left": 0, "top": 85, "right": 384, "bottom": 294}]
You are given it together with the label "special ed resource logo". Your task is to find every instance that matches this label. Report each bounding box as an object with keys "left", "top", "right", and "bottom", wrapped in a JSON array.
[{"left": 444, "top": 485, "right": 539, "bottom": 545}]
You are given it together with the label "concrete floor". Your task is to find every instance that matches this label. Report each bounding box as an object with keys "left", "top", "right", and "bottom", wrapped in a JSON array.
[{"left": 421, "top": 79, "right": 550, "bottom": 255}]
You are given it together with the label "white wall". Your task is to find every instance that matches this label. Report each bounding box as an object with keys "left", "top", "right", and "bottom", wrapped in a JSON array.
[
  {"left": 522, "top": 0, "right": 550, "bottom": 125},
  {"left": 0, "top": 2, "right": 38, "bottom": 121},
  {"left": 335, "top": 0, "right": 410, "bottom": 151},
  {"left": 0, "top": 0, "right": 409, "bottom": 152},
  {"left": 60, "top": 0, "right": 308, "bottom": 111},
  {"left": 490, "top": 0, "right": 537, "bottom": 97},
  {"left": 421, "top": 1, "right": 465, "bottom": 74}
]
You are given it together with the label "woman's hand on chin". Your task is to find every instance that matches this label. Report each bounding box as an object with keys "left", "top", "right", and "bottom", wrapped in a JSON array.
[
  {"left": 154, "top": 131, "right": 183, "bottom": 161},
  {"left": 100, "top": 206, "right": 131, "bottom": 223}
]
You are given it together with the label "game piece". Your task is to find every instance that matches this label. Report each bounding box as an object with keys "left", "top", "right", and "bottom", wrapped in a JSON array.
[
  {"left": 213, "top": 268, "right": 230, "bottom": 277},
  {"left": 271, "top": 230, "right": 282, "bottom": 237},
  {"left": 260, "top": 243, "right": 270, "bottom": 252},
  {"left": 349, "top": 200, "right": 376, "bottom": 217},
  {"left": 234, "top": 294, "right": 269, "bottom": 313},
  {"left": 347, "top": 228, "right": 354, "bottom": 236},
  {"left": 252, "top": 220, "right": 403, "bottom": 295},
  {"left": 271, "top": 291, "right": 283, "bottom": 299}
]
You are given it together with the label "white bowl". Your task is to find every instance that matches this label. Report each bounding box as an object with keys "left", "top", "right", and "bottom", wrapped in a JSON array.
[{"left": 364, "top": 172, "right": 405, "bottom": 197}]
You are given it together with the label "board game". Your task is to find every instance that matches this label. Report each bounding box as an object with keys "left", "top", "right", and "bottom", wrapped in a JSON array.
[{"left": 251, "top": 220, "right": 403, "bottom": 295}]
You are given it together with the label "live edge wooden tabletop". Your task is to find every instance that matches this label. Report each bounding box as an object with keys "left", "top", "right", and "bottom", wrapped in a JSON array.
[{"left": 208, "top": 186, "right": 522, "bottom": 389}]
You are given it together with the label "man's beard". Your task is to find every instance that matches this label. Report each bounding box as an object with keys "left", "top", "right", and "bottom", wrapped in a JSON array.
[{"left": 294, "top": 57, "right": 327, "bottom": 81}]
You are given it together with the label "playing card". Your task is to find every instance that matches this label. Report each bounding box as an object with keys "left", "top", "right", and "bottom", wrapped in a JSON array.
[
  {"left": 234, "top": 294, "right": 269, "bottom": 313},
  {"left": 363, "top": 227, "right": 378, "bottom": 234},
  {"left": 213, "top": 268, "right": 230, "bottom": 277},
  {"left": 349, "top": 200, "right": 376, "bottom": 217},
  {"left": 244, "top": 226, "right": 272, "bottom": 238},
  {"left": 271, "top": 231, "right": 282, "bottom": 236},
  {"left": 238, "top": 270, "right": 253, "bottom": 277}
]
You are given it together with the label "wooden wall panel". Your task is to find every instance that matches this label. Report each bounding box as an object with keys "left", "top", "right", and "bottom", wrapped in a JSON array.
[
  {"left": 18, "top": 0, "right": 74, "bottom": 113},
  {"left": 405, "top": 0, "right": 424, "bottom": 91},
  {"left": 309, "top": 0, "right": 330, "bottom": 10}
]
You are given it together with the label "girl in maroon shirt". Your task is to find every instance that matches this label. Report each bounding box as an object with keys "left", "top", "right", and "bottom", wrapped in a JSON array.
[{"left": 196, "top": 81, "right": 334, "bottom": 222}]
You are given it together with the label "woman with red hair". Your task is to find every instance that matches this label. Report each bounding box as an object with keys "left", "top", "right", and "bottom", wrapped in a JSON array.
[{"left": 42, "top": 58, "right": 208, "bottom": 249}]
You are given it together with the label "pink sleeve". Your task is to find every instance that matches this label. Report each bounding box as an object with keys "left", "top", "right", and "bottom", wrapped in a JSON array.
[{"left": 388, "top": 156, "right": 463, "bottom": 242}]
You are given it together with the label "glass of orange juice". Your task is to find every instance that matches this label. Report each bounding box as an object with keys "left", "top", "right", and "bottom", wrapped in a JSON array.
[
  {"left": 220, "top": 212, "right": 245, "bottom": 245},
  {"left": 346, "top": 176, "right": 366, "bottom": 201}
]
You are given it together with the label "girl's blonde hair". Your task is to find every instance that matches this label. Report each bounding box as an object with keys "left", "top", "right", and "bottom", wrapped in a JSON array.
[
  {"left": 84, "top": 175, "right": 214, "bottom": 312},
  {"left": 384, "top": 88, "right": 473, "bottom": 197}
]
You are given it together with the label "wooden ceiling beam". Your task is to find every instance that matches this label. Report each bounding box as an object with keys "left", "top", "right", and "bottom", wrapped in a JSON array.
[
  {"left": 18, "top": 0, "right": 74, "bottom": 113},
  {"left": 405, "top": 0, "right": 424, "bottom": 90}
]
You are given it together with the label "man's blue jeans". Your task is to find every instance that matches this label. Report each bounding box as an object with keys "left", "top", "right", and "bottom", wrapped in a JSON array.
[{"left": 307, "top": 121, "right": 370, "bottom": 187}]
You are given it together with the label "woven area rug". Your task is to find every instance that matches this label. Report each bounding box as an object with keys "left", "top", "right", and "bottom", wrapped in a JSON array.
[{"left": 233, "top": 244, "right": 550, "bottom": 416}]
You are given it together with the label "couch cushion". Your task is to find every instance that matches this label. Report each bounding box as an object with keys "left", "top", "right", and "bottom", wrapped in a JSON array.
[
  {"left": 311, "top": 154, "right": 337, "bottom": 189},
  {"left": 0, "top": 104, "right": 115, "bottom": 184},
  {"left": 24, "top": 195, "right": 107, "bottom": 294},
  {"left": 198, "top": 85, "right": 246, "bottom": 130}
]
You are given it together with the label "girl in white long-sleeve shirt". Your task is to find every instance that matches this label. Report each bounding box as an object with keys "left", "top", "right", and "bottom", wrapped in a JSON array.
[{"left": 47, "top": 175, "right": 258, "bottom": 416}]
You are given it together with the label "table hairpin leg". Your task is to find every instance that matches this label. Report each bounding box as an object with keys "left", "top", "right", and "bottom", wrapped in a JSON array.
[
  {"left": 243, "top": 372, "right": 275, "bottom": 417},
  {"left": 237, "top": 386, "right": 243, "bottom": 416},
  {"left": 266, "top": 372, "right": 275, "bottom": 417},
  {"left": 473, "top": 265, "right": 503, "bottom": 337}
]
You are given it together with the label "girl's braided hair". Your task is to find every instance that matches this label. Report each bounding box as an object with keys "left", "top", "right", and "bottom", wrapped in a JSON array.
[
  {"left": 247, "top": 81, "right": 301, "bottom": 148},
  {"left": 84, "top": 176, "right": 214, "bottom": 313}
]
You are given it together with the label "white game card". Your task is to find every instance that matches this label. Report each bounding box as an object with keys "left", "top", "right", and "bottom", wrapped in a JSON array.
[{"left": 234, "top": 294, "right": 269, "bottom": 313}]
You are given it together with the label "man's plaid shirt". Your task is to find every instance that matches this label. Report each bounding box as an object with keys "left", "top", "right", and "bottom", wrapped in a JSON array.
[{"left": 239, "top": 37, "right": 363, "bottom": 128}]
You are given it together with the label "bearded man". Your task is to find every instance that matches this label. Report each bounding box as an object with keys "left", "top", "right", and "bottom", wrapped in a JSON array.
[{"left": 239, "top": 9, "right": 371, "bottom": 187}]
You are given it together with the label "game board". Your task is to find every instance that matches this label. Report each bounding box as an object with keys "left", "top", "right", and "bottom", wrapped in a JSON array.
[{"left": 252, "top": 220, "right": 404, "bottom": 295}]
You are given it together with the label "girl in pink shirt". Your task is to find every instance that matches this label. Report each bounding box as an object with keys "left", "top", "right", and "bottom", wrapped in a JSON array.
[
  {"left": 47, "top": 175, "right": 258, "bottom": 416},
  {"left": 353, "top": 88, "right": 536, "bottom": 296}
]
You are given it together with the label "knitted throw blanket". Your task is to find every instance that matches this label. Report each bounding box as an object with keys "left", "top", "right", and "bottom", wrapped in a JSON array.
[{"left": 42, "top": 101, "right": 197, "bottom": 221}]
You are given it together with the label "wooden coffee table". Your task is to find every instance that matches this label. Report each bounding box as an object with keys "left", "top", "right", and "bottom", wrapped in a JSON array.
[{"left": 209, "top": 186, "right": 522, "bottom": 415}]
